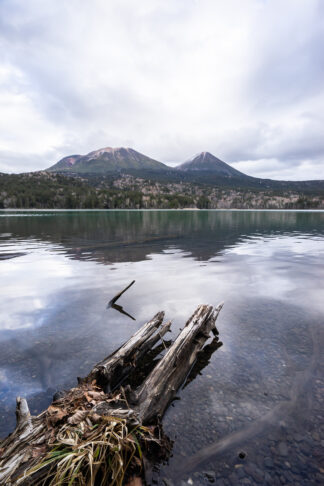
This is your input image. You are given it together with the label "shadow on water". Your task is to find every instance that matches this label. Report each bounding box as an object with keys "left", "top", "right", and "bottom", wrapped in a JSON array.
[{"left": 183, "top": 338, "right": 223, "bottom": 389}]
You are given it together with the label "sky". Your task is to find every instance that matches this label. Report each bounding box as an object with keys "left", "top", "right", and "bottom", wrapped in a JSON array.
[{"left": 0, "top": 0, "right": 323, "bottom": 180}]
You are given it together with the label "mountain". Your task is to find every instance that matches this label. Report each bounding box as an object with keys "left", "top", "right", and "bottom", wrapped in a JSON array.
[
  {"left": 49, "top": 154, "right": 82, "bottom": 171},
  {"left": 47, "top": 147, "right": 168, "bottom": 174},
  {"left": 46, "top": 147, "right": 324, "bottom": 193},
  {"left": 175, "top": 151, "right": 324, "bottom": 192},
  {"left": 1, "top": 146, "right": 323, "bottom": 210},
  {"left": 176, "top": 151, "right": 247, "bottom": 178}
]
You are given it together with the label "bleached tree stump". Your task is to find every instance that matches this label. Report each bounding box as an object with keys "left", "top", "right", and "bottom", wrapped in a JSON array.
[{"left": 0, "top": 303, "right": 223, "bottom": 485}]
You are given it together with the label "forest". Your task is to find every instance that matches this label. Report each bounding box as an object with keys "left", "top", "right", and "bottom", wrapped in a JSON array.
[{"left": 0, "top": 172, "right": 323, "bottom": 210}]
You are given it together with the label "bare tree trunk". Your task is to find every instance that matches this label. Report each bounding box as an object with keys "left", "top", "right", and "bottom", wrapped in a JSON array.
[
  {"left": 134, "top": 304, "right": 223, "bottom": 423},
  {"left": 0, "top": 303, "right": 223, "bottom": 485}
]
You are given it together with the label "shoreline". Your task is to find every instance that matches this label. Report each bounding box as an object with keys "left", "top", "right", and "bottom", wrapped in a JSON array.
[{"left": 1, "top": 208, "right": 324, "bottom": 213}]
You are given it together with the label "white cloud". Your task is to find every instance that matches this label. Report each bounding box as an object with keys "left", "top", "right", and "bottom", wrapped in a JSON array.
[{"left": 0, "top": 0, "right": 323, "bottom": 179}]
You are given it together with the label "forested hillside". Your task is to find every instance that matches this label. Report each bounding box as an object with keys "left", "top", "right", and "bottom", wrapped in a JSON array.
[{"left": 1, "top": 172, "right": 323, "bottom": 210}]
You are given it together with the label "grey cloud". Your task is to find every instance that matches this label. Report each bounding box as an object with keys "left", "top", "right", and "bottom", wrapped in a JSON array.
[
  {"left": 0, "top": 150, "right": 58, "bottom": 173},
  {"left": 245, "top": 1, "right": 324, "bottom": 109},
  {"left": 0, "top": 0, "right": 323, "bottom": 180},
  {"left": 220, "top": 115, "right": 324, "bottom": 163}
]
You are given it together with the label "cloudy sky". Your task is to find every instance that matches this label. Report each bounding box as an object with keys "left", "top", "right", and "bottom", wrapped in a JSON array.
[{"left": 0, "top": 0, "right": 323, "bottom": 179}]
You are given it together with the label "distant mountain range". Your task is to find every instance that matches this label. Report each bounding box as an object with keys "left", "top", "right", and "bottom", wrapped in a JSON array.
[
  {"left": 47, "top": 147, "right": 250, "bottom": 177},
  {"left": 1, "top": 146, "right": 323, "bottom": 210},
  {"left": 47, "top": 146, "right": 324, "bottom": 192}
]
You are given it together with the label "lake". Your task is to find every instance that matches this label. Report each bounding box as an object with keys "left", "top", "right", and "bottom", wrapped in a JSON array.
[{"left": 0, "top": 210, "right": 323, "bottom": 485}]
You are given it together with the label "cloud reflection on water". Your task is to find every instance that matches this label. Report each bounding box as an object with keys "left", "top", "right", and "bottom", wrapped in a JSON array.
[{"left": 0, "top": 210, "right": 323, "bottom": 483}]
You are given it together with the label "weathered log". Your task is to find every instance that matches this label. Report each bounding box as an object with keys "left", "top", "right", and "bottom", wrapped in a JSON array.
[
  {"left": 0, "top": 303, "right": 223, "bottom": 485},
  {"left": 133, "top": 303, "right": 223, "bottom": 423},
  {"left": 0, "top": 407, "right": 47, "bottom": 485},
  {"left": 86, "top": 311, "right": 167, "bottom": 391}
]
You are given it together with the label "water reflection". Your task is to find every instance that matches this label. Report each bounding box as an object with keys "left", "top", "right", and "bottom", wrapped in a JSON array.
[
  {"left": 1, "top": 209, "right": 324, "bottom": 264},
  {"left": 0, "top": 210, "right": 323, "bottom": 485}
]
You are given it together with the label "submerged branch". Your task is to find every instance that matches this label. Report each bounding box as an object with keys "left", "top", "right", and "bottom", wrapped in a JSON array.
[{"left": 107, "top": 280, "right": 136, "bottom": 307}]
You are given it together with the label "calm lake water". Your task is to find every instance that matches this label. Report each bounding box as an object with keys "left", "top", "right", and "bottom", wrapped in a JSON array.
[{"left": 0, "top": 210, "right": 323, "bottom": 485}]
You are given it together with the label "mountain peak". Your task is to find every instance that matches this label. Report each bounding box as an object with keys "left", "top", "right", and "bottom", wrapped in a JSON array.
[
  {"left": 86, "top": 147, "right": 132, "bottom": 157},
  {"left": 176, "top": 152, "right": 245, "bottom": 178}
]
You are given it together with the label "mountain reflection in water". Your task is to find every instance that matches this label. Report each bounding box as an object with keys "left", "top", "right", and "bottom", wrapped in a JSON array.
[{"left": 0, "top": 210, "right": 323, "bottom": 485}]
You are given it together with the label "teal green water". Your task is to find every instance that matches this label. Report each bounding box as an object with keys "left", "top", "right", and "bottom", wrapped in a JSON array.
[{"left": 0, "top": 210, "right": 323, "bottom": 485}]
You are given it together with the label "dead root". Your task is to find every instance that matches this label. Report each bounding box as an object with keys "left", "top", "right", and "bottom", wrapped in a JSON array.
[{"left": 18, "top": 384, "right": 170, "bottom": 486}]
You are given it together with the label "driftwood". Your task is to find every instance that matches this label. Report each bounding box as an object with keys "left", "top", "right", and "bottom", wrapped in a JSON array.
[
  {"left": 107, "top": 280, "right": 135, "bottom": 308},
  {"left": 0, "top": 303, "right": 223, "bottom": 485},
  {"left": 107, "top": 280, "right": 136, "bottom": 320}
]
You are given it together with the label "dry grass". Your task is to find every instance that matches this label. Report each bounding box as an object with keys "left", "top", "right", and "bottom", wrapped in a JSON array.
[{"left": 21, "top": 415, "right": 158, "bottom": 486}]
